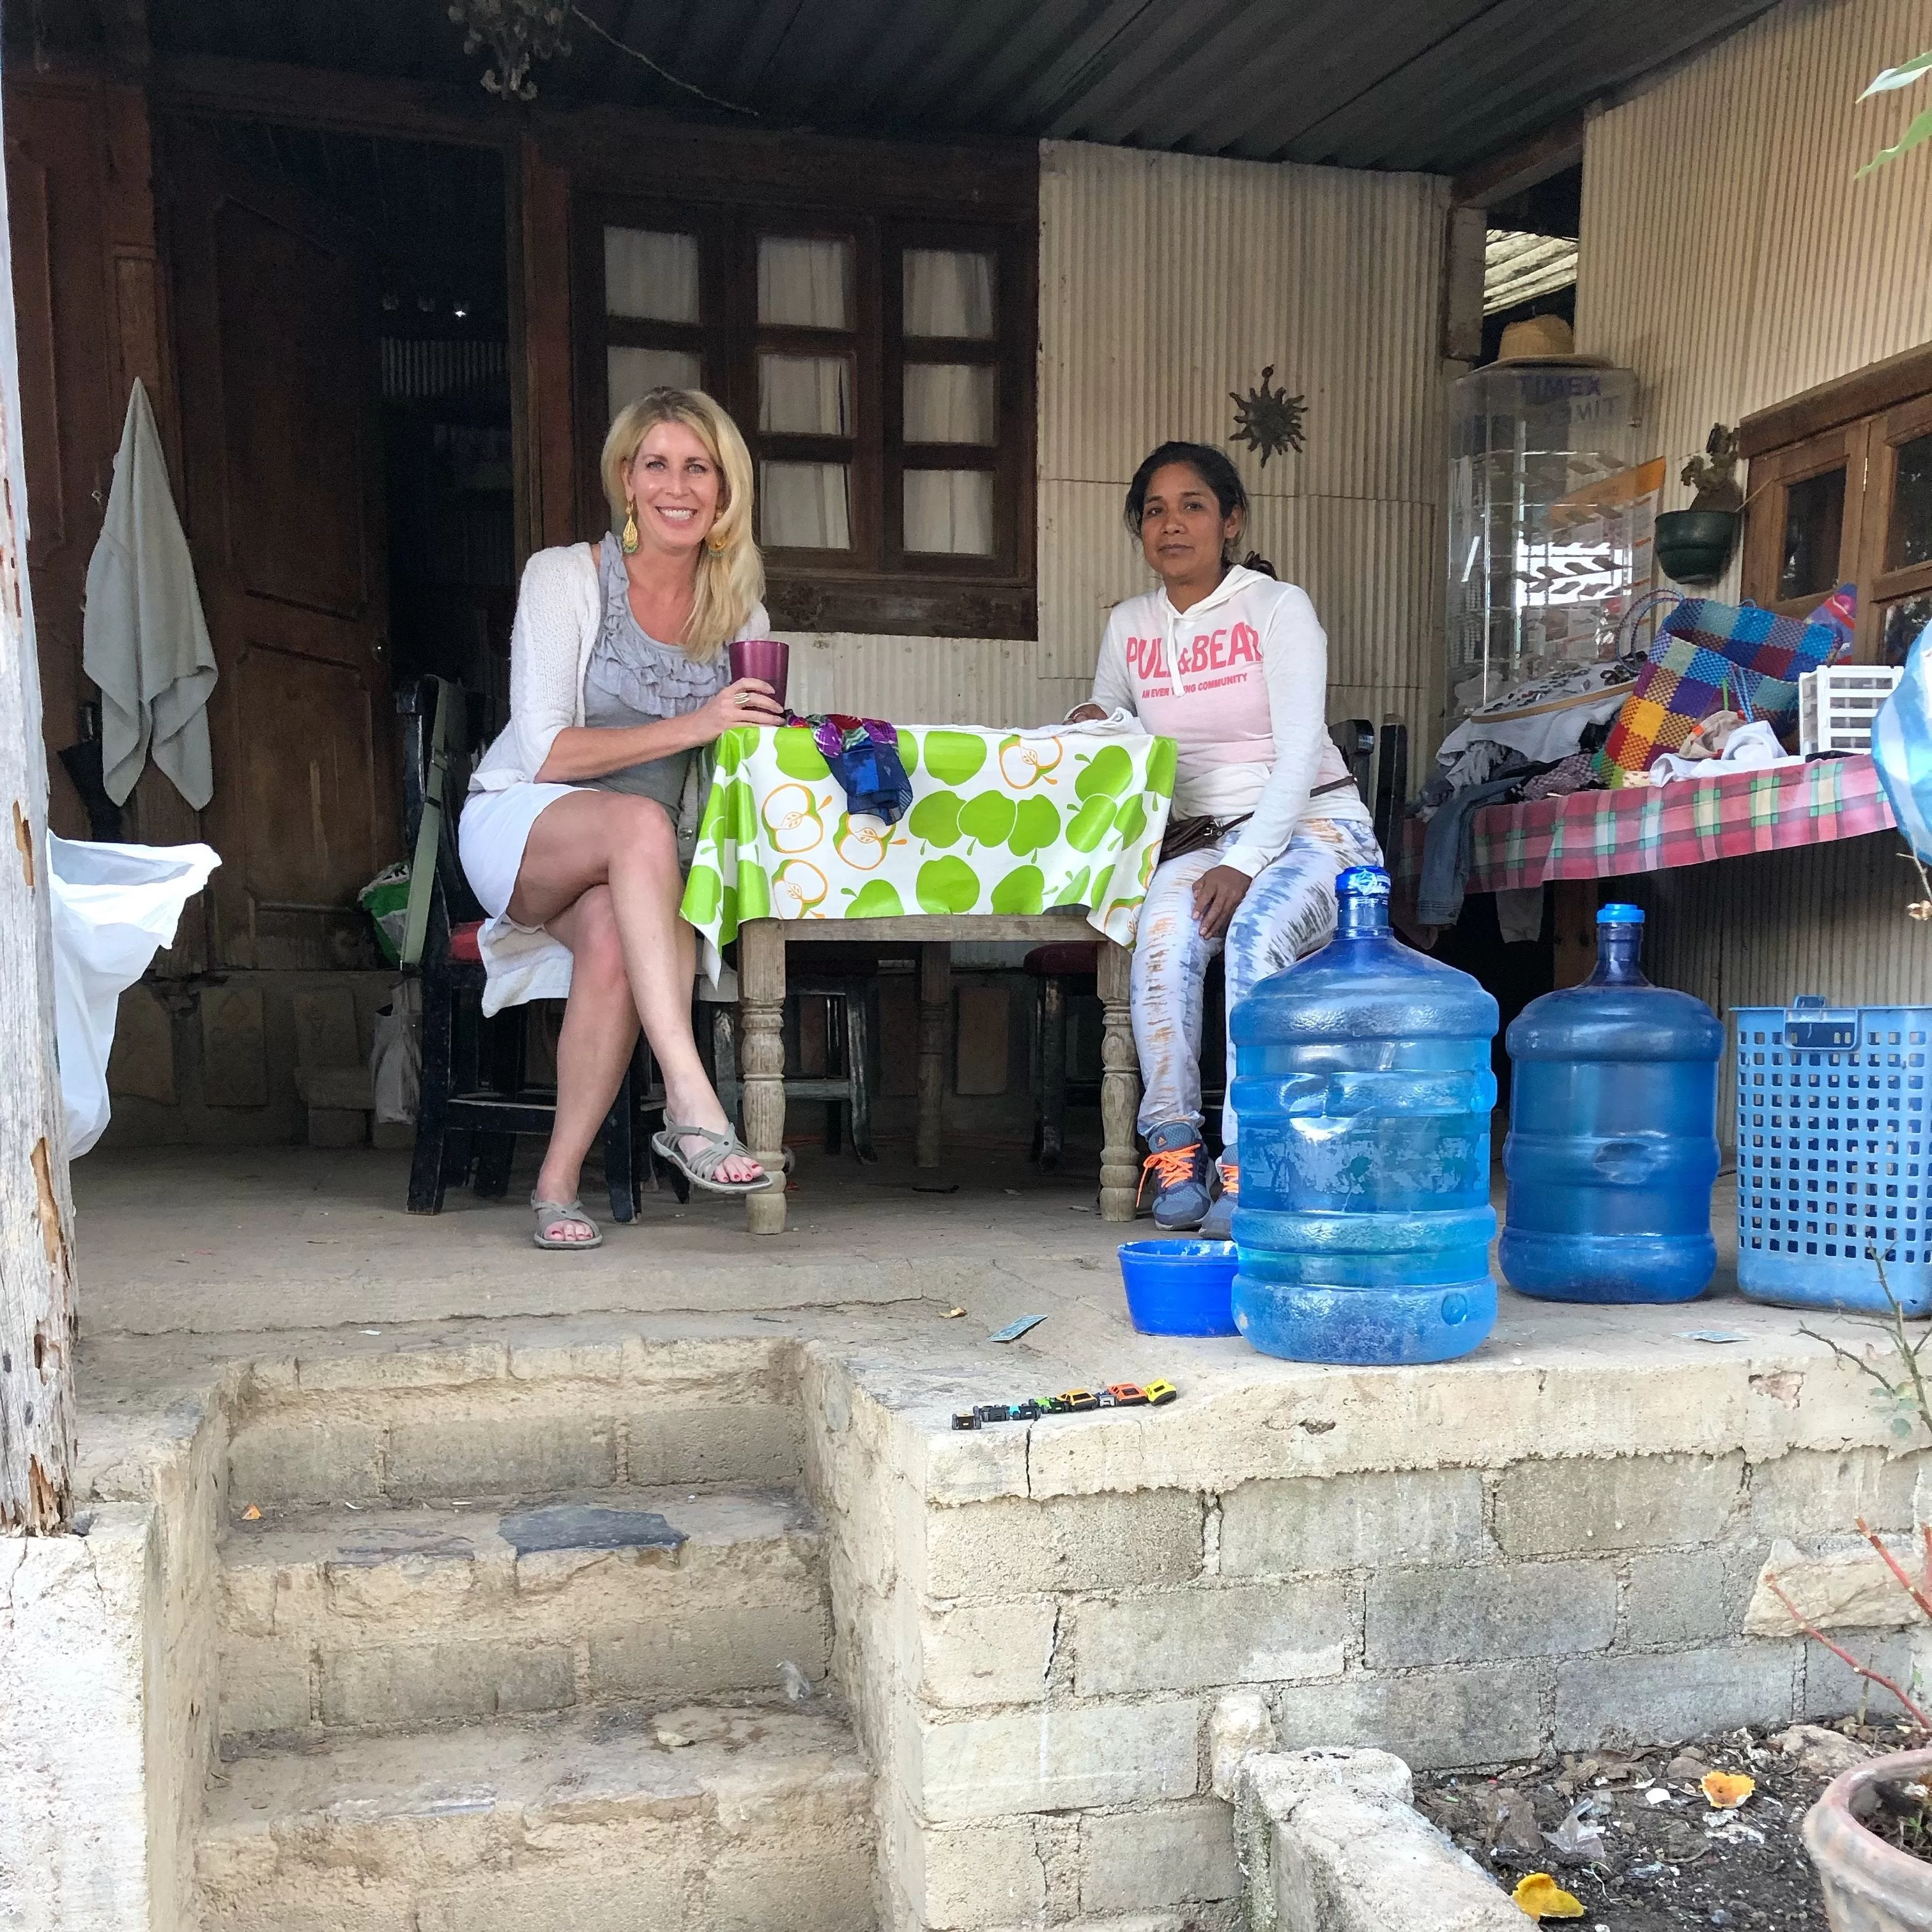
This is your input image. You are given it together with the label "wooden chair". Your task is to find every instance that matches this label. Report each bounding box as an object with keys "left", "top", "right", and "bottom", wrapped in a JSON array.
[{"left": 395, "top": 678, "right": 686, "bottom": 1218}]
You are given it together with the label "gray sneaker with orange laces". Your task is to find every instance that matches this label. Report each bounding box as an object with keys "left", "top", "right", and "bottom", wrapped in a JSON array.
[{"left": 1138, "top": 1122, "right": 1211, "bottom": 1230}]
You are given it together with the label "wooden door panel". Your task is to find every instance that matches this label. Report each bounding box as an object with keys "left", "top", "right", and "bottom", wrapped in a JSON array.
[
  {"left": 164, "top": 121, "right": 396, "bottom": 969},
  {"left": 212, "top": 200, "right": 372, "bottom": 620}
]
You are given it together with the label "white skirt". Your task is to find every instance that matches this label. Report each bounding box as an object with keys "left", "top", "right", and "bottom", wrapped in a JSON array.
[{"left": 457, "top": 782, "right": 578, "bottom": 1015}]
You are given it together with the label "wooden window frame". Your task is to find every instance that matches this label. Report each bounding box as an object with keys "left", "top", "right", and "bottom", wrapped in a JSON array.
[
  {"left": 566, "top": 134, "right": 1038, "bottom": 641},
  {"left": 1741, "top": 342, "right": 1932, "bottom": 661}
]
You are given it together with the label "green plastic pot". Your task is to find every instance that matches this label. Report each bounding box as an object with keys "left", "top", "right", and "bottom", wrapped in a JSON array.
[{"left": 1654, "top": 509, "right": 1739, "bottom": 586}]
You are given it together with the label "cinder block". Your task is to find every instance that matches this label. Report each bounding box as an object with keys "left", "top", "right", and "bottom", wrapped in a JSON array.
[
  {"left": 201, "top": 985, "right": 266, "bottom": 1107},
  {"left": 227, "top": 1417, "right": 383, "bottom": 1507},
  {"left": 588, "top": 1602, "right": 829, "bottom": 1703},
  {"left": 1367, "top": 1561, "right": 1614, "bottom": 1667},
  {"left": 922, "top": 1491, "right": 1204, "bottom": 1601},
  {"left": 107, "top": 984, "right": 176, "bottom": 1103},
  {"left": 1497, "top": 1453, "right": 1744, "bottom": 1558},
  {"left": 1218, "top": 1468, "right": 1488, "bottom": 1577},
  {"left": 1751, "top": 1449, "right": 1920, "bottom": 1537},
  {"left": 907, "top": 1818, "right": 1046, "bottom": 1929},
  {"left": 418, "top": 1852, "right": 693, "bottom": 1932},
  {"left": 1273, "top": 1664, "right": 1550, "bottom": 1772},
  {"left": 626, "top": 1403, "right": 804, "bottom": 1488},
  {"left": 319, "top": 1641, "right": 575, "bottom": 1728},
  {"left": 911, "top": 1699, "right": 1201, "bottom": 1821},
  {"left": 919, "top": 1600, "right": 1057, "bottom": 1709},
  {"left": 1078, "top": 1800, "right": 1240, "bottom": 1911},
  {"left": 1073, "top": 1581, "right": 1353, "bottom": 1696},
  {"left": 706, "top": 1843, "right": 875, "bottom": 1932},
  {"left": 217, "top": 1635, "right": 312, "bottom": 1736},
  {"left": 1552, "top": 1642, "right": 1800, "bottom": 1749},
  {"left": 383, "top": 1412, "right": 617, "bottom": 1499},
  {"left": 1800, "top": 1627, "right": 1922, "bottom": 1722},
  {"left": 1620, "top": 1549, "right": 1737, "bottom": 1650}
]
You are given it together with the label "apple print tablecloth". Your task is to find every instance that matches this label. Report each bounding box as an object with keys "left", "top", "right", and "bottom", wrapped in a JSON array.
[{"left": 680, "top": 723, "right": 1177, "bottom": 976}]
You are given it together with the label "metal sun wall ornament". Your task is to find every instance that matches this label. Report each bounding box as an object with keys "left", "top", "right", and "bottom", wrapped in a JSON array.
[
  {"left": 1229, "top": 365, "right": 1308, "bottom": 466},
  {"left": 447, "top": 0, "right": 570, "bottom": 100}
]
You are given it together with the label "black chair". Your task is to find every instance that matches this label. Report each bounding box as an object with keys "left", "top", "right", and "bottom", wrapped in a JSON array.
[
  {"left": 396, "top": 678, "right": 686, "bottom": 1218},
  {"left": 1332, "top": 716, "right": 1410, "bottom": 861}
]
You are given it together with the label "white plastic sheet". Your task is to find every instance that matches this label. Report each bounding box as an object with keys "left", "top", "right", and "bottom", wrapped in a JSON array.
[{"left": 47, "top": 835, "right": 220, "bottom": 1156}]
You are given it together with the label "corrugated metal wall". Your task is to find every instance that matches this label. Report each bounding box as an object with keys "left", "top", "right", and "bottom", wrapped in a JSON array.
[
  {"left": 789, "top": 138, "right": 1451, "bottom": 744},
  {"left": 1576, "top": 0, "right": 1932, "bottom": 1043}
]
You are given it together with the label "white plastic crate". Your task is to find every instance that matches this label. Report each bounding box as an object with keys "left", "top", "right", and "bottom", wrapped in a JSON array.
[
  {"left": 1797, "top": 664, "right": 1901, "bottom": 756},
  {"left": 1733, "top": 998, "right": 1932, "bottom": 1315}
]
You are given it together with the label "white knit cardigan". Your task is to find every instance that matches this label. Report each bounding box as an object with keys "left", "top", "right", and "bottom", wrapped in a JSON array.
[{"left": 469, "top": 541, "right": 771, "bottom": 792}]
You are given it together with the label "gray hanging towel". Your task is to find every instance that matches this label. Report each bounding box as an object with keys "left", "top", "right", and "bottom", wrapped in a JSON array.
[{"left": 82, "top": 379, "right": 218, "bottom": 809}]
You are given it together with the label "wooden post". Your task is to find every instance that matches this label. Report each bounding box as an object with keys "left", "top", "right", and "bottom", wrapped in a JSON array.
[
  {"left": 1097, "top": 939, "right": 1140, "bottom": 1222},
  {"left": 0, "top": 70, "right": 78, "bottom": 1531},
  {"left": 739, "top": 918, "right": 788, "bottom": 1236},
  {"left": 916, "top": 942, "right": 950, "bottom": 1169}
]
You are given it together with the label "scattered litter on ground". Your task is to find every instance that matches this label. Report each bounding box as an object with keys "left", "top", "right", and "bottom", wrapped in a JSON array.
[
  {"left": 1515, "top": 1872, "right": 1587, "bottom": 1919},
  {"left": 988, "top": 1314, "right": 1047, "bottom": 1342},
  {"left": 941, "top": 1307, "right": 967, "bottom": 1319},
  {"left": 240, "top": 1503, "right": 261, "bottom": 1521},
  {"left": 1414, "top": 1720, "right": 1919, "bottom": 1932},
  {"left": 1679, "top": 1330, "right": 1748, "bottom": 1344},
  {"left": 778, "top": 1661, "right": 812, "bottom": 1704}
]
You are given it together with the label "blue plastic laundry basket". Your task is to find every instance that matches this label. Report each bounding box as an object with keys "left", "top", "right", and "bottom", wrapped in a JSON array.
[{"left": 1733, "top": 996, "right": 1932, "bottom": 1315}]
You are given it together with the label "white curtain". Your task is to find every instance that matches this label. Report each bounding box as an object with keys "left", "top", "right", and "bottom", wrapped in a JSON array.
[
  {"left": 904, "top": 249, "right": 994, "bottom": 339},
  {"left": 762, "top": 460, "right": 851, "bottom": 549},
  {"left": 904, "top": 364, "right": 995, "bottom": 445},
  {"left": 905, "top": 470, "right": 993, "bottom": 555},
  {"left": 604, "top": 228, "right": 700, "bottom": 323},
  {"left": 758, "top": 237, "right": 851, "bottom": 330},
  {"left": 760, "top": 353, "right": 851, "bottom": 435},
  {"left": 608, "top": 346, "right": 703, "bottom": 418}
]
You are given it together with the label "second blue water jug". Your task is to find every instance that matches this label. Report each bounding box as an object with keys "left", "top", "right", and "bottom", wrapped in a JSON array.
[
  {"left": 1229, "top": 866, "right": 1499, "bottom": 1365},
  {"left": 1500, "top": 903, "right": 1722, "bottom": 1303}
]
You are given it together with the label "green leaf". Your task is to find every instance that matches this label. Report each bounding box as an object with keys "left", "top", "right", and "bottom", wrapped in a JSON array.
[
  {"left": 1857, "top": 101, "right": 1932, "bottom": 176},
  {"left": 1861, "top": 49, "right": 1932, "bottom": 98}
]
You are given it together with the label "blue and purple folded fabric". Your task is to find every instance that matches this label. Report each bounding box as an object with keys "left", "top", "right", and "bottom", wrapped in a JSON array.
[{"left": 788, "top": 712, "right": 914, "bottom": 824}]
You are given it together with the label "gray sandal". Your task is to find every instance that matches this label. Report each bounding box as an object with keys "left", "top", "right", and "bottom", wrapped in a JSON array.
[
  {"left": 532, "top": 1196, "right": 602, "bottom": 1250},
  {"left": 650, "top": 1121, "right": 776, "bottom": 1195}
]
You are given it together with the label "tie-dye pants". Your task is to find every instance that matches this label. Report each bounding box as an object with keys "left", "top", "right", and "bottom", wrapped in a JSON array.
[{"left": 1131, "top": 816, "right": 1384, "bottom": 1151}]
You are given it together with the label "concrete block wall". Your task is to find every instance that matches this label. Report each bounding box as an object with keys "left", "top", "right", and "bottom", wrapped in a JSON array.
[{"left": 802, "top": 1338, "right": 1928, "bottom": 1932}]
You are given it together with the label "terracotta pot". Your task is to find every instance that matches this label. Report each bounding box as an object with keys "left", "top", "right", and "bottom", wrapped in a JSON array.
[{"left": 1802, "top": 1747, "right": 1932, "bottom": 1932}]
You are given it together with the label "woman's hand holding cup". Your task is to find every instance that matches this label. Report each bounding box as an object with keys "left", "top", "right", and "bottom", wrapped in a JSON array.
[{"left": 699, "top": 677, "right": 785, "bottom": 739}]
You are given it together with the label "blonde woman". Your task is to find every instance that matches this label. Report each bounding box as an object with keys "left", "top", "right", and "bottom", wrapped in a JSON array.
[{"left": 460, "top": 389, "right": 783, "bottom": 1246}]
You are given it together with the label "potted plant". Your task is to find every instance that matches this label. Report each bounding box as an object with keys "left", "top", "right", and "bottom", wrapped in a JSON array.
[
  {"left": 1767, "top": 1279, "right": 1932, "bottom": 1932},
  {"left": 1654, "top": 424, "right": 1744, "bottom": 585}
]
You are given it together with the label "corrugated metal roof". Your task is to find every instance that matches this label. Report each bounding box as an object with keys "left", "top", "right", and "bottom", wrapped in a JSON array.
[{"left": 148, "top": 0, "right": 1782, "bottom": 176}]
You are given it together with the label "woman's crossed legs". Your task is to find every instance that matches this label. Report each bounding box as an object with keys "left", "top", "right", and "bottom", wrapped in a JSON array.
[{"left": 508, "top": 788, "right": 760, "bottom": 1243}]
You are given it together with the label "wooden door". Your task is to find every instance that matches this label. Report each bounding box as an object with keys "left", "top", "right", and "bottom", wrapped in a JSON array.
[{"left": 160, "top": 121, "right": 396, "bottom": 970}]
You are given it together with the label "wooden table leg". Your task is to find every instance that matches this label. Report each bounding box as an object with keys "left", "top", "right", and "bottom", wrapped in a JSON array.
[
  {"left": 1098, "top": 939, "right": 1140, "bottom": 1222},
  {"left": 917, "top": 941, "right": 949, "bottom": 1170},
  {"left": 739, "top": 919, "right": 788, "bottom": 1234}
]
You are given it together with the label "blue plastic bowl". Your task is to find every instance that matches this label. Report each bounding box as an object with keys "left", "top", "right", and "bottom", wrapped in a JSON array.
[{"left": 1117, "top": 1239, "right": 1240, "bottom": 1337}]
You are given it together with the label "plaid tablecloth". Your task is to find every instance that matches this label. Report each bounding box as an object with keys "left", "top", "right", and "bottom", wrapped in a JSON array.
[{"left": 1466, "top": 753, "right": 1896, "bottom": 893}]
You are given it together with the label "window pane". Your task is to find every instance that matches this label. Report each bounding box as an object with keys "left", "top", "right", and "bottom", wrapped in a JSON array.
[
  {"left": 1883, "top": 594, "right": 1932, "bottom": 666},
  {"left": 1778, "top": 466, "right": 1846, "bottom": 601},
  {"left": 760, "top": 354, "right": 852, "bottom": 436},
  {"left": 1889, "top": 433, "right": 1932, "bottom": 571},
  {"left": 608, "top": 346, "right": 702, "bottom": 417},
  {"left": 905, "top": 364, "right": 996, "bottom": 445},
  {"left": 758, "top": 237, "right": 851, "bottom": 330},
  {"left": 905, "top": 470, "right": 993, "bottom": 555},
  {"left": 604, "top": 228, "right": 700, "bottom": 323},
  {"left": 761, "top": 461, "right": 850, "bottom": 549},
  {"left": 904, "top": 249, "right": 995, "bottom": 339}
]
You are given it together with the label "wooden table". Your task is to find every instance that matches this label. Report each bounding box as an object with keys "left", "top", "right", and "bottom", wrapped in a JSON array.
[{"left": 735, "top": 914, "right": 1140, "bottom": 1235}]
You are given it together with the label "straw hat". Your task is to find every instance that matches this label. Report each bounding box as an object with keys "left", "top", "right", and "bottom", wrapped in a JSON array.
[{"left": 1483, "top": 314, "right": 1607, "bottom": 367}]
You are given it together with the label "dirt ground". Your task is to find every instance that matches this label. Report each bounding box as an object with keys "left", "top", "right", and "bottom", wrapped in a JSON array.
[{"left": 1414, "top": 1719, "right": 1926, "bottom": 1930}]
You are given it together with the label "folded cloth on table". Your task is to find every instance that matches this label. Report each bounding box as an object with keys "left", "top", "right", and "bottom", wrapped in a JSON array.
[
  {"left": 1643, "top": 718, "right": 1802, "bottom": 785},
  {"left": 1031, "top": 707, "right": 1147, "bottom": 740},
  {"left": 786, "top": 712, "right": 914, "bottom": 824},
  {"left": 1517, "top": 751, "right": 1602, "bottom": 802},
  {"left": 1434, "top": 663, "right": 1635, "bottom": 784}
]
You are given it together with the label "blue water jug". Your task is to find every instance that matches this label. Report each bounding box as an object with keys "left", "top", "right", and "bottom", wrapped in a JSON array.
[
  {"left": 1500, "top": 903, "right": 1722, "bottom": 1303},
  {"left": 1229, "top": 866, "right": 1499, "bottom": 1365}
]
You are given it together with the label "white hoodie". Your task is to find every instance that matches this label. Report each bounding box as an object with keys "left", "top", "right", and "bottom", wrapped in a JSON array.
[{"left": 1085, "top": 565, "right": 1368, "bottom": 878}]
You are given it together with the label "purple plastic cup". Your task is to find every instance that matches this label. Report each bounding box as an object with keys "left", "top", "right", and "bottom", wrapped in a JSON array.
[{"left": 728, "top": 638, "right": 789, "bottom": 712}]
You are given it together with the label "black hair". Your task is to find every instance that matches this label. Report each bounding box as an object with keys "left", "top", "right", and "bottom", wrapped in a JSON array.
[{"left": 1122, "top": 441, "right": 1275, "bottom": 577}]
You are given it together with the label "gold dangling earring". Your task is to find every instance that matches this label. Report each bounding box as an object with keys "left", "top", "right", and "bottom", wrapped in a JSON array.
[
  {"left": 621, "top": 501, "right": 640, "bottom": 555},
  {"left": 707, "top": 532, "right": 728, "bottom": 555}
]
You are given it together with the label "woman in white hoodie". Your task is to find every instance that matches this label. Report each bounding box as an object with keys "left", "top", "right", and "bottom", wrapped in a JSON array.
[{"left": 1070, "top": 441, "right": 1381, "bottom": 1233}]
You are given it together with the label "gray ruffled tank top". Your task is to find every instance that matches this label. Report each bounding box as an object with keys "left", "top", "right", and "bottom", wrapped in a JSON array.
[{"left": 577, "top": 533, "right": 729, "bottom": 811}]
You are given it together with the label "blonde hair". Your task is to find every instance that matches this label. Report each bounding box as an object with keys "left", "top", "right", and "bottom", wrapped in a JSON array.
[{"left": 600, "top": 388, "right": 763, "bottom": 660}]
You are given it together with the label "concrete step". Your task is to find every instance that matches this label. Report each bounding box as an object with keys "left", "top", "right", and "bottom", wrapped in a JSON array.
[
  {"left": 196, "top": 1703, "right": 876, "bottom": 1932},
  {"left": 218, "top": 1491, "right": 831, "bottom": 1742},
  {"left": 224, "top": 1335, "right": 806, "bottom": 1510}
]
